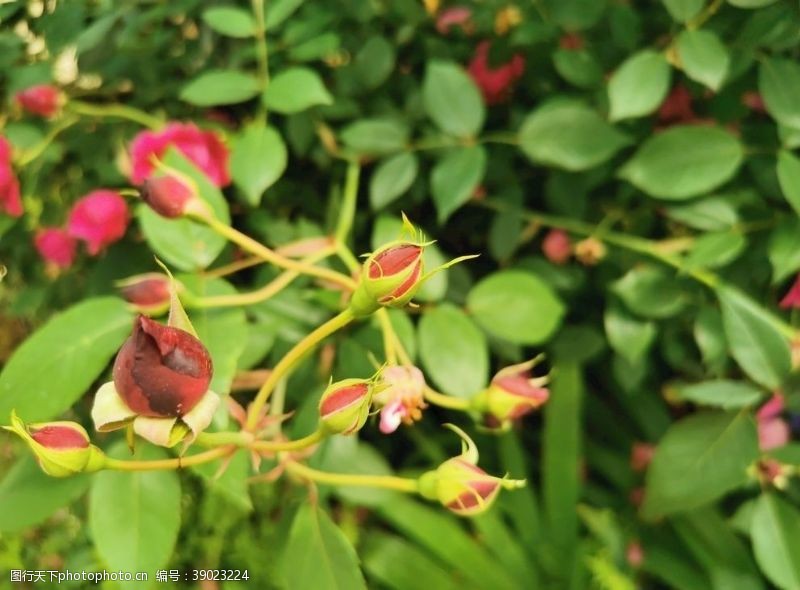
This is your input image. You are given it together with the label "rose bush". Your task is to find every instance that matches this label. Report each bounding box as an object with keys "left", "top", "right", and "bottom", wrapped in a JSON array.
[{"left": 2, "top": 0, "right": 800, "bottom": 588}]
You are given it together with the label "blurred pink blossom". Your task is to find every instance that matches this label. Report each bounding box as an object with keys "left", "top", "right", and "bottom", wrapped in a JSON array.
[
  {"left": 67, "top": 190, "right": 129, "bottom": 255},
  {"left": 35, "top": 228, "right": 76, "bottom": 268}
]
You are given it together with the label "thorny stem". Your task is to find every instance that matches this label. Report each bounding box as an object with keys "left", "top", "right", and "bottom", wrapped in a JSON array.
[
  {"left": 285, "top": 460, "right": 420, "bottom": 493},
  {"left": 245, "top": 308, "right": 356, "bottom": 430}
]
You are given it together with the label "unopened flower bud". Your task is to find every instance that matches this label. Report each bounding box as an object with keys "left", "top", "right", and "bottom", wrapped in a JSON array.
[
  {"left": 319, "top": 378, "right": 374, "bottom": 435},
  {"left": 626, "top": 542, "right": 645, "bottom": 568},
  {"left": 542, "top": 229, "right": 571, "bottom": 264},
  {"left": 3, "top": 412, "right": 105, "bottom": 477},
  {"left": 350, "top": 243, "right": 424, "bottom": 316},
  {"left": 418, "top": 425, "right": 524, "bottom": 516},
  {"left": 15, "top": 85, "right": 63, "bottom": 118},
  {"left": 140, "top": 175, "right": 198, "bottom": 218},
  {"left": 574, "top": 237, "right": 606, "bottom": 265},
  {"left": 117, "top": 273, "right": 172, "bottom": 311},
  {"left": 113, "top": 315, "right": 213, "bottom": 418},
  {"left": 630, "top": 442, "right": 655, "bottom": 472},
  {"left": 473, "top": 359, "right": 549, "bottom": 429}
]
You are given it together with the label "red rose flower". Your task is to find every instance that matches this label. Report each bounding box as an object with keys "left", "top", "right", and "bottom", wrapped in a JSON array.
[
  {"left": 0, "top": 136, "right": 22, "bottom": 217},
  {"left": 468, "top": 41, "right": 525, "bottom": 105},
  {"left": 34, "top": 227, "right": 77, "bottom": 269},
  {"left": 129, "top": 122, "right": 230, "bottom": 187},
  {"left": 15, "top": 84, "right": 62, "bottom": 118},
  {"left": 67, "top": 190, "right": 129, "bottom": 255}
]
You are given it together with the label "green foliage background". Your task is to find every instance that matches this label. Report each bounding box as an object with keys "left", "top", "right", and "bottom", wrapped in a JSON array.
[{"left": 2, "top": 0, "right": 800, "bottom": 588}]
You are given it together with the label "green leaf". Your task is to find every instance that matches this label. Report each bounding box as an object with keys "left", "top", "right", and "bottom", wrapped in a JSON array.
[
  {"left": 340, "top": 119, "right": 409, "bottom": 156},
  {"left": 181, "top": 276, "right": 248, "bottom": 395},
  {"left": 717, "top": 285, "right": 791, "bottom": 389},
  {"left": 202, "top": 6, "right": 256, "bottom": 38},
  {"left": 282, "top": 503, "right": 367, "bottom": 590},
  {"left": 418, "top": 303, "right": 488, "bottom": 397},
  {"left": 370, "top": 152, "right": 418, "bottom": 210},
  {"left": 518, "top": 100, "right": 630, "bottom": 171},
  {"left": 676, "top": 29, "right": 730, "bottom": 91},
  {"left": 265, "top": 0, "right": 304, "bottom": 29},
  {"left": 0, "top": 297, "right": 132, "bottom": 422},
  {"left": 231, "top": 124, "right": 288, "bottom": 206},
  {"left": 354, "top": 36, "right": 395, "bottom": 90},
  {"left": 620, "top": 126, "right": 744, "bottom": 200},
  {"left": 317, "top": 437, "right": 394, "bottom": 507},
  {"left": 675, "top": 380, "right": 764, "bottom": 409},
  {"left": 138, "top": 149, "right": 231, "bottom": 270},
  {"left": 544, "top": 0, "right": 607, "bottom": 30},
  {"left": 608, "top": 50, "right": 671, "bottom": 121},
  {"left": 467, "top": 270, "right": 565, "bottom": 344},
  {"left": 262, "top": 67, "right": 333, "bottom": 114},
  {"left": 666, "top": 197, "right": 739, "bottom": 231},
  {"left": 180, "top": 70, "right": 260, "bottom": 106},
  {"left": 422, "top": 60, "right": 485, "bottom": 138},
  {"left": 662, "top": 0, "right": 704, "bottom": 21},
  {"left": 777, "top": 150, "right": 800, "bottom": 216},
  {"left": 604, "top": 304, "right": 656, "bottom": 364},
  {"left": 552, "top": 49, "right": 604, "bottom": 88},
  {"left": 642, "top": 411, "right": 759, "bottom": 518},
  {"left": 769, "top": 218, "right": 800, "bottom": 284},
  {"left": 760, "top": 58, "right": 800, "bottom": 129},
  {"left": 683, "top": 231, "right": 746, "bottom": 270},
  {"left": 430, "top": 146, "right": 487, "bottom": 223},
  {"left": 89, "top": 443, "right": 181, "bottom": 589},
  {"left": 363, "top": 534, "right": 462, "bottom": 590},
  {"left": 611, "top": 266, "right": 687, "bottom": 319},
  {"left": 751, "top": 493, "right": 800, "bottom": 590},
  {"left": 728, "top": 0, "right": 779, "bottom": 7},
  {"left": 0, "top": 457, "right": 89, "bottom": 532}
]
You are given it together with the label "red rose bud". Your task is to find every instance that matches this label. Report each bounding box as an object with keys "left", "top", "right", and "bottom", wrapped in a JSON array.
[
  {"left": 473, "top": 359, "right": 549, "bottom": 429},
  {"left": 418, "top": 425, "right": 524, "bottom": 516},
  {"left": 319, "top": 378, "right": 374, "bottom": 435},
  {"left": 468, "top": 41, "right": 525, "bottom": 105},
  {"left": 3, "top": 412, "right": 105, "bottom": 477},
  {"left": 559, "top": 33, "right": 584, "bottom": 51},
  {"left": 350, "top": 243, "right": 425, "bottom": 316},
  {"left": 140, "top": 174, "right": 198, "bottom": 218},
  {"left": 15, "top": 84, "right": 63, "bottom": 118},
  {"left": 117, "top": 273, "right": 172, "bottom": 310},
  {"left": 542, "top": 229, "right": 571, "bottom": 264},
  {"left": 780, "top": 274, "right": 800, "bottom": 309},
  {"left": 113, "top": 315, "right": 213, "bottom": 418},
  {"left": 658, "top": 84, "right": 695, "bottom": 126},
  {"left": 630, "top": 442, "right": 655, "bottom": 472}
]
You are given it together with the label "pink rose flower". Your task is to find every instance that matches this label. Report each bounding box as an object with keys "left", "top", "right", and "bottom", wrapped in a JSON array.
[
  {"left": 0, "top": 136, "right": 23, "bottom": 217},
  {"left": 468, "top": 41, "right": 525, "bottom": 105},
  {"left": 67, "top": 190, "right": 129, "bottom": 255},
  {"left": 129, "top": 122, "right": 230, "bottom": 187},
  {"left": 35, "top": 228, "right": 77, "bottom": 268}
]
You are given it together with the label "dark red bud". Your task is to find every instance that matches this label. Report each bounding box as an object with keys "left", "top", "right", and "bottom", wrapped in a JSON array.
[
  {"left": 113, "top": 316, "right": 213, "bottom": 417},
  {"left": 30, "top": 425, "right": 89, "bottom": 449},
  {"left": 16, "top": 85, "right": 62, "bottom": 117},
  {"left": 140, "top": 175, "right": 194, "bottom": 218},
  {"left": 120, "top": 275, "right": 171, "bottom": 307},
  {"left": 542, "top": 229, "right": 571, "bottom": 265},
  {"left": 368, "top": 245, "right": 423, "bottom": 278},
  {"left": 319, "top": 383, "right": 369, "bottom": 416}
]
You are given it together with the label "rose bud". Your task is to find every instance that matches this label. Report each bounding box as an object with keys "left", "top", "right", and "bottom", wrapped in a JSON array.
[
  {"left": 140, "top": 174, "right": 199, "bottom": 218},
  {"left": 350, "top": 243, "right": 424, "bottom": 316},
  {"left": 92, "top": 315, "right": 220, "bottom": 448},
  {"left": 67, "top": 190, "right": 129, "bottom": 255},
  {"left": 418, "top": 425, "right": 524, "bottom": 516},
  {"left": 472, "top": 359, "right": 549, "bottom": 429},
  {"left": 34, "top": 227, "right": 77, "bottom": 269},
  {"left": 3, "top": 411, "right": 105, "bottom": 477},
  {"left": 630, "top": 442, "right": 655, "bottom": 472},
  {"left": 373, "top": 365, "right": 427, "bottom": 434},
  {"left": 542, "top": 229, "right": 571, "bottom": 264},
  {"left": 574, "top": 237, "right": 607, "bottom": 265},
  {"left": 319, "top": 378, "right": 374, "bottom": 435},
  {"left": 117, "top": 273, "right": 172, "bottom": 310},
  {"left": 15, "top": 84, "right": 63, "bottom": 118}
]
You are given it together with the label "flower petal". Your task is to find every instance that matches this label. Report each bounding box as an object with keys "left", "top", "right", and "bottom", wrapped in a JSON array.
[
  {"left": 133, "top": 415, "right": 181, "bottom": 447},
  {"left": 181, "top": 389, "right": 221, "bottom": 441},
  {"left": 91, "top": 382, "right": 136, "bottom": 432}
]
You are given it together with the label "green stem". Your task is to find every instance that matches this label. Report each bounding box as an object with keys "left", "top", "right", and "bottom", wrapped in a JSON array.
[
  {"left": 424, "top": 387, "right": 472, "bottom": 411},
  {"left": 245, "top": 308, "right": 356, "bottom": 430},
  {"left": 195, "top": 431, "right": 253, "bottom": 447},
  {"left": 285, "top": 460, "right": 420, "bottom": 492},
  {"left": 197, "top": 214, "right": 356, "bottom": 290},
  {"left": 335, "top": 161, "right": 361, "bottom": 244},
  {"left": 15, "top": 116, "right": 79, "bottom": 167},
  {"left": 103, "top": 446, "right": 233, "bottom": 471},
  {"left": 252, "top": 429, "right": 325, "bottom": 452},
  {"left": 66, "top": 100, "right": 163, "bottom": 129},
  {"left": 251, "top": 0, "right": 270, "bottom": 86}
]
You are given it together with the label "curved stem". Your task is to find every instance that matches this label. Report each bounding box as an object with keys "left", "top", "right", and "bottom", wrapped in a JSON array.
[
  {"left": 66, "top": 100, "right": 163, "bottom": 129},
  {"left": 103, "top": 446, "right": 233, "bottom": 471},
  {"left": 424, "top": 386, "right": 472, "bottom": 410},
  {"left": 376, "top": 309, "right": 398, "bottom": 365},
  {"left": 285, "top": 460, "right": 419, "bottom": 493},
  {"left": 204, "top": 256, "right": 264, "bottom": 279},
  {"left": 252, "top": 429, "right": 325, "bottom": 452},
  {"left": 245, "top": 308, "right": 356, "bottom": 430},
  {"left": 190, "top": 248, "right": 335, "bottom": 308},
  {"left": 198, "top": 214, "right": 356, "bottom": 290},
  {"left": 335, "top": 161, "right": 361, "bottom": 244},
  {"left": 15, "top": 116, "right": 79, "bottom": 167}
]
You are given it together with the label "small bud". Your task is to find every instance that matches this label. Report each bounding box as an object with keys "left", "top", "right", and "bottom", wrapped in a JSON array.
[
  {"left": 319, "top": 378, "right": 374, "bottom": 435},
  {"left": 418, "top": 425, "right": 524, "bottom": 516},
  {"left": 574, "top": 237, "right": 606, "bottom": 265},
  {"left": 15, "top": 85, "right": 63, "bottom": 118},
  {"left": 34, "top": 227, "right": 77, "bottom": 269},
  {"left": 113, "top": 315, "right": 213, "bottom": 418},
  {"left": 626, "top": 542, "right": 645, "bottom": 569},
  {"left": 3, "top": 412, "right": 105, "bottom": 477},
  {"left": 140, "top": 175, "right": 197, "bottom": 218},
  {"left": 350, "top": 242, "right": 424, "bottom": 315},
  {"left": 473, "top": 359, "right": 549, "bottom": 429},
  {"left": 542, "top": 229, "right": 571, "bottom": 264},
  {"left": 117, "top": 273, "right": 172, "bottom": 311},
  {"left": 630, "top": 442, "right": 655, "bottom": 472}
]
